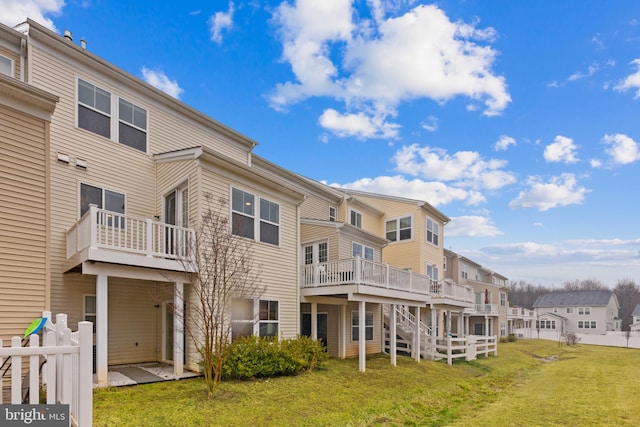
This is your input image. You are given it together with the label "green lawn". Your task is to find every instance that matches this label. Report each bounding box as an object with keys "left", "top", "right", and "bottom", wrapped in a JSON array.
[{"left": 94, "top": 340, "right": 640, "bottom": 426}]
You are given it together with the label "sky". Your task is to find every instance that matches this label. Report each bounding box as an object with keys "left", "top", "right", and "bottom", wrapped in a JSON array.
[{"left": 2, "top": 0, "right": 640, "bottom": 288}]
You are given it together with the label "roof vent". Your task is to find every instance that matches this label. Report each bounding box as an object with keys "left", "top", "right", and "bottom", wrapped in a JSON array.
[
  {"left": 80, "top": 38, "right": 87, "bottom": 50},
  {"left": 63, "top": 29, "right": 72, "bottom": 42}
]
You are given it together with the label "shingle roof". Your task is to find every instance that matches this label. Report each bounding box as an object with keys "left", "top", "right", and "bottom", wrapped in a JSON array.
[
  {"left": 533, "top": 290, "right": 614, "bottom": 308},
  {"left": 632, "top": 304, "right": 640, "bottom": 317}
]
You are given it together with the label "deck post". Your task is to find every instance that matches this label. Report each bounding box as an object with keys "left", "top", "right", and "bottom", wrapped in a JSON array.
[
  {"left": 485, "top": 316, "right": 489, "bottom": 336},
  {"left": 359, "top": 301, "right": 365, "bottom": 372},
  {"left": 96, "top": 274, "right": 109, "bottom": 385},
  {"left": 390, "top": 304, "right": 397, "bottom": 366},
  {"left": 174, "top": 281, "right": 184, "bottom": 376},
  {"left": 341, "top": 305, "right": 347, "bottom": 359},
  {"left": 78, "top": 321, "right": 93, "bottom": 426},
  {"left": 311, "top": 302, "right": 318, "bottom": 340},
  {"left": 414, "top": 306, "right": 420, "bottom": 362}
]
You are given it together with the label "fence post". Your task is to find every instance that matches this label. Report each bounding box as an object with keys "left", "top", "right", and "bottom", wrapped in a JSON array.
[
  {"left": 78, "top": 321, "right": 93, "bottom": 427},
  {"left": 43, "top": 330, "right": 56, "bottom": 405},
  {"left": 11, "top": 336, "right": 22, "bottom": 404},
  {"left": 447, "top": 336, "right": 452, "bottom": 366},
  {"left": 29, "top": 334, "right": 40, "bottom": 404}
]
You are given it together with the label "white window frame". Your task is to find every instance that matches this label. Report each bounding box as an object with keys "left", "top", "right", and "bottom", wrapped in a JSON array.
[
  {"left": 427, "top": 263, "right": 439, "bottom": 281},
  {"left": 117, "top": 96, "right": 147, "bottom": 152},
  {"left": 259, "top": 197, "right": 280, "bottom": 245},
  {"left": 0, "top": 55, "right": 14, "bottom": 77},
  {"left": 258, "top": 299, "right": 280, "bottom": 338},
  {"left": 83, "top": 294, "right": 96, "bottom": 333},
  {"left": 231, "top": 187, "right": 281, "bottom": 246},
  {"left": 79, "top": 182, "right": 126, "bottom": 221},
  {"left": 351, "top": 310, "right": 374, "bottom": 341},
  {"left": 77, "top": 77, "right": 112, "bottom": 139},
  {"left": 329, "top": 206, "right": 336, "bottom": 222},
  {"left": 349, "top": 209, "right": 363, "bottom": 229},
  {"left": 461, "top": 264, "right": 468, "bottom": 279},
  {"left": 426, "top": 217, "right": 440, "bottom": 247},
  {"left": 578, "top": 307, "right": 591, "bottom": 316},
  {"left": 231, "top": 298, "right": 255, "bottom": 340},
  {"left": 385, "top": 215, "right": 413, "bottom": 242},
  {"left": 500, "top": 292, "right": 507, "bottom": 307},
  {"left": 566, "top": 307, "right": 574, "bottom": 314},
  {"left": 352, "top": 242, "right": 374, "bottom": 260}
]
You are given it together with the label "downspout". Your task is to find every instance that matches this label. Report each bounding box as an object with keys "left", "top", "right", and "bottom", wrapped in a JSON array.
[{"left": 20, "top": 38, "right": 26, "bottom": 82}]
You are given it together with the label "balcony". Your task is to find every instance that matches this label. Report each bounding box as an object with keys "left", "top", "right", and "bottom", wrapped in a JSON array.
[
  {"left": 300, "top": 259, "right": 474, "bottom": 307},
  {"left": 65, "top": 206, "right": 195, "bottom": 273},
  {"left": 468, "top": 303, "right": 499, "bottom": 315},
  {"left": 429, "top": 280, "right": 475, "bottom": 309},
  {"left": 508, "top": 307, "right": 536, "bottom": 320}
]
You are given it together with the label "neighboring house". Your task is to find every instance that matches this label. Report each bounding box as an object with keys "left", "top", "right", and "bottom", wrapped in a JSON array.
[
  {"left": 507, "top": 305, "right": 536, "bottom": 336},
  {"left": 630, "top": 304, "right": 640, "bottom": 332},
  {"left": 0, "top": 72, "right": 58, "bottom": 342},
  {"left": 533, "top": 291, "right": 621, "bottom": 335},
  {"left": 444, "top": 249, "right": 510, "bottom": 338}
]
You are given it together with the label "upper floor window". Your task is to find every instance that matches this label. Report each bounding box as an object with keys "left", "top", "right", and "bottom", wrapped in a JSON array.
[
  {"left": 349, "top": 209, "right": 363, "bottom": 228},
  {"left": 352, "top": 242, "right": 374, "bottom": 260},
  {"left": 0, "top": 55, "right": 13, "bottom": 77},
  {"left": 78, "top": 78, "right": 111, "bottom": 138},
  {"left": 231, "top": 188, "right": 279, "bottom": 245},
  {"left": 566, "top": 307, "right": 574, "bottom": 314},
  {"left": 427, "top": 263, "right": 439, "bottom": 281},
  {"left": 500, "top": 292, "right": 507, "bottom": 307},
  {"left": 461, "top": 264, "right": 468, "bottom": 279},
  {"left": 80, "top": 182, "right": 125, "bottom": 215},
  {"left": 77, "top": 78, "right": 147, "bottom": 152},
  {"left": 426, "top": 217, "right": 439, "bottom": 246},
  {"left": 329, "top": 206, "right": 336, "bottom": 222},
  {"left": 578, "top": 307, "right": 591, "bottom": 315},
  {"left": 386, "top": 216, "right": 412, "bottom": 242},
  {"left": 118, "top": 98, "right": 147, "bottom": 152}
]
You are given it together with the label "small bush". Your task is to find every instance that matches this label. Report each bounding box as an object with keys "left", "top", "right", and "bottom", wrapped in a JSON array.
[
  {"left": 507, "top": 334, "right": 517, "bottom": 342},
  {"left": 499, "top": 337, "right": 508, "bottom": 343},
  {"left": 221, "top": 335, "right": 328, "bottom": 380}
]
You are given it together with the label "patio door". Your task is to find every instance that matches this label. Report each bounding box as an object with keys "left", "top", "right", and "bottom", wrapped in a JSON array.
[
  {"left": 164, "top": 184, "right": 188, "bottom": 255},
  {"left": 301, "top": 312, "right": 328, "bottom": 347},
  {"left": 303, "top": 241, "right": 328, "bottom": 265}
]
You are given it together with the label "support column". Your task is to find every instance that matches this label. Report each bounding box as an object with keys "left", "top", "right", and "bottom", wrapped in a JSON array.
[
  {"left": 96, "top": 274, "right": 108, "bottom": 385},
  {"left": 485, "top": 316, "right": 489, "bottom": 336},
  {"left": 431, "top": 308, "right": 437, "bottom": 337},
  {"left": 359, "top": 301, "right": 366, "bottom": 372},
  {"left": 414, "top": 306, "right": 421, "bottom": 362},
  {"left": 174, "top": 281, "right": 184, "bottom": 376},
  {"left": 311, "top": 302, "right": 318, "bottom": 340},
  {"left": 465, "top": 315, "right": 470, "bottom": 336},
  {"left": 390, "top": 304, "right": 397, "bottom": 366},
  {"left": 446, "top": 310, "right": 452, "bottom": 336},
  {"left": 341, "top": 305, "right": 347, "bottom": 359}
]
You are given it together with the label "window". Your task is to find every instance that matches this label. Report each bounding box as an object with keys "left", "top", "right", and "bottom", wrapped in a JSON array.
[
  {"left": 566, "top": 307, "right": 574, "bottom": 314},
  {"left": 500, "top": 292, "right": 507, "bottom": 307},
  {"left": 385, "top": 216, "right": 412, "bottom": 242},
  {"left": 351, "top": 310, "right": 373, "bottom": 341},
  {"left": 426, "top": 217, "right": 439, "bottom": 246},
  {"left": 231, "top": 188, "right": 280, "bottom": 245},
  {"left": 578, "top": 307, "right": 591, "bottom": 315},
  {"left": 578, "top": 320, "right": 597, "bottom": 329},
  {"left": 259, "top": 198, "right": 280, "bottom": 245},
  {"left": 231, "top": 298, "right": 254, "bottom": 340},
  {"left": 329, "top": 206, "right": 336, "bottom": 222},
  {"left": 500, "top": 322, "right": 506, "bottom": 337},
  {"left": 84, "top": 295, "right": 96, "bottom": 333},
  {"left": 259, "top": 300, "right": 279, "bottom": 337},
  {"left": 443, "top": 256, "right": 447, "bottom": 272},
  {"left": 349, "top": 209, "right": 362, "bottom": 228},
  {"left": 536, "top": 320, "right": 556, "bottom": 329},
  {"left": 118, "top": 97, "right": 147, "bottom": 152},
  {"left": 80, "top": 183, "right": 125, "bottom": 226},
  {"left": 352, "top": 242, "right": 374, "bottom": 260},
  {"left": 461, "top": 264, "right": 468, "bottom": 279},
  {"left": 427, "top": 263, "right": 439, "bottom": 281},
  {"left": 0, "top": 55, "right": 13, "bottom": 77},
  {"left": 78, "top": 78, "right": 111, "bottom": 138}
]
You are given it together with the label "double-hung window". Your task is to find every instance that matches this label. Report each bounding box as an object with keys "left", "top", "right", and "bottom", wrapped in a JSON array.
[
  {"left": 329, "top": 206, "right": 336, "bottom": 222},
  {"left": 78, "top": 78, "right": 111, "bottom": 138},
  {"left": 352, "top": 242, "right": 374, "bottom": 260},
  {"left": 461, "top": 264, "right": 468, "bottom": 279},
  {"left": 349, "top": 209, "right": 362, "bottom": 228},
  {"left": 118, "top": 97, "right": 147, "bottom": 152},
  {"left": 259, "top": 300, "right": 279, "bottom": 337},
  {"left": 0, "top": 55, "right": 13, "bottom": 77},
  {"left": 80, "top": 183, "right": 125, "bottom": 226},
  {"left": 566, "top": 307, "right": 574, "bottom": 314},
  {"left": 84, "top": 295, "right": 97, "bottom": 333},
  {"left": 426, "top": 217, "right": 439, "bottom": 246},
  {"left": 386, "top": 216, "right": 412, "bottom": 242},
  {"left": 231, "top": 188, "right": 280, "bottom": 245},
  {"left": 351, "top": 311, "right": 373, "bottom": 341},
  {"left": 231, "top": 298, "right": 254, "bottom": 340},
  {"left": 500, "top": 292, "right": 507, "bottom": 307},
  {"left": 578, "top": 307, "right": 591, "bottom": 315},
  {"left": 427, "top": 263, "right": 439, "bottom": 281}
]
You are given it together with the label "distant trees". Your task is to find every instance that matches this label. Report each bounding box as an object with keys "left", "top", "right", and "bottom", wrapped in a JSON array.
[
  {"left": 562, "top": 279, "right": 606, "bottom": 291},
  {"left": 612, "top": 278, "right": 640, "bottom": 331}
]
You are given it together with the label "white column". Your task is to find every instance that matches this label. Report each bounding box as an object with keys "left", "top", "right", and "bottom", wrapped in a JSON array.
[
  {"left": 446, "top": 310, "right": 452, "bottom": 335},
  {"left": 341, "top": 305, "right": 347, "bottom": 359},
  {"left": 390, "top": 304, "right": 397, "bottom": 366},
  {"left": 311, "top": 302, "right": 318, "bottom": 340},
  {"left": 485, "top": 316, "right": 489, "bottom": 336},
  {"left": 414, "top": 306, "right": 421, "bottom": 362},
  {"left": 96, "top": 274, "right": 108, "bottom": 385},
  {"left": 431, "top": 308, "right": 437, "bottom": 337},
  {"left": 465, "top": 315, "right": 470, "bottom": 336},
  {"left": 359, "top": 301, "right": 366, "bottom": 372},
  {"left": 174, "top": 281, "right": 184, "bottom": 376}
]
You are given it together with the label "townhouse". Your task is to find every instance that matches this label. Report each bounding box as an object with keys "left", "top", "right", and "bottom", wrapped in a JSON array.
[
  {"left": 533, "top": 291, "right": 621, "bottom": 334},
  {"left": 0, "top": 19, "right": 508, "bottom": 384}
]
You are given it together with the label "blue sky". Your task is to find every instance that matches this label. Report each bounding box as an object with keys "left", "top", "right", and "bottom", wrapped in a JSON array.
[{"left": 4, "top": 1, "right": 640, "bottom": 287}]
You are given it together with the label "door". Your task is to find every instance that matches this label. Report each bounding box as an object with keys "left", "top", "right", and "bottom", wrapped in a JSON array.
[
  {"left": 164, "top": 184, "right": 188, "bottom": 256},
  {"left": 302, "top": 312, "right": 329, "bottom": 347},
  {"left": 303, "top": 241, "right": 328, "bottom": 284},
  {"left": 474, "top": 323, "right": 484, "bottom": 335},
  {"left": 162, "top": 302, "right": 174, "bottom": 362}
]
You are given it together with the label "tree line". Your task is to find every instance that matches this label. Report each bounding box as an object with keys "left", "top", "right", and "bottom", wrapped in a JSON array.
[{"left": 507, "top": 278, "right": 640, "bottom": 331}]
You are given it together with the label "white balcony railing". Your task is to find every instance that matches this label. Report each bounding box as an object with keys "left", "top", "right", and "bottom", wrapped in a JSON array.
[
  {"left": 66, "top": 205, "right": 195, "bottom": 264},
  {"left": 473, "top": 303, "right": 499, "bottom": 315},
  {"left": 300, "top": 258, "right": 474, "bottom": 303}
]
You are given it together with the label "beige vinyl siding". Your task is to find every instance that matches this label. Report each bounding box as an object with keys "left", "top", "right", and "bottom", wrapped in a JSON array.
[
  {"left": 300, "top": 195, "right": 334, "bottom": 220},
  {"left": 0, "top": 105, "right": 48, "bottom": 341},
  {"left": 343, "top": 302, "right": 382, "bottom": 358},
  {"left": 199, "top": 168, "right": 300, "bottom": 339},
  {"left": 0, "top": 46, "right": 19, "bottom": 78},
  {"left": 301, "top": 224, "right": 340, "bottom": 262}
]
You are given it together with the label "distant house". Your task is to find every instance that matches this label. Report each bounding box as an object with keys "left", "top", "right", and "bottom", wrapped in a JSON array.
[
  {"left": 533, "top": 291, "right": 621, "bottom": 335},
  {"left": 630, "top": 304, "right": 640, "bottom": 332}
]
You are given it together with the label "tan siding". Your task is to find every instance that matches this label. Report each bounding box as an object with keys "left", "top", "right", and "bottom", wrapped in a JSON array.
[
  {"left": 0, "top": 46, "right": 20, "bottom": 78},
  {"left": 343, "top": 302, "right": 382, "bottom": 358},
  {"left": 0, "top": 105, "right": 47, "bottom": 341},
  {"left": 300, "top": 196, "right": 334, "bottom": 220}
]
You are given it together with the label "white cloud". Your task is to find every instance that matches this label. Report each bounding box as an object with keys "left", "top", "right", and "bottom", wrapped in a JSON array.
[
  {"left": 494, "top": 135, "right": 516, "bottom": 151},
  {"left": 141, "top": 68, "right": 184, "bottom": 99},
  {"left": 270, "top": 1, "right": 510, "bottom": 139},
  {"left": 446, "top": 216, "right": 503, "bottom": 237},
  {"left": 393, "top": 144, "right": 516, "bottom": 191},
  {"left": 329, "top": 175, "right": 475, "bottom": 207},
  {"left": 508, "top": 173, "right": 590, "bottom": 211},
  {"left": 590, "top": 158, "right": 603, "bottom": 168},
  {"left": 544, "top": 135, "right": 579, "bottom": 163},
  {"left": 209, "top": 1, "right": 235, "bottom": 44},
  {"left": 421, "top": 115, "right": 438, "bottom": 132},
  {"left": 602, "top": 133, "right": 640, "bottom": 164},
  {"left": 568, "top": 63, "right": 599, "bottom": 81},
  {"left": 614, "top": 59, "right": 640, "bottom": 98},
  {"left": 0, "top": 0, "right": 65, "bottom": 31},
  {"left": 318, "top": 109, "right": 400, "bottom": 139}
]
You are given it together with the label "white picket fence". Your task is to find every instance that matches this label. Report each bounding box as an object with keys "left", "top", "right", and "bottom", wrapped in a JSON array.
[
  {"left": 435, "top": 335, "right": 498, "bottom": 365},
  {"left": 0, "top": 312, "right": 93, "bottom": 426}
]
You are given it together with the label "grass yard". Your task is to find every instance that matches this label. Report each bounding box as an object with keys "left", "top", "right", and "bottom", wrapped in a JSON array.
[{"left": 93, "top": 340, "right": 640, "bottom": 426}]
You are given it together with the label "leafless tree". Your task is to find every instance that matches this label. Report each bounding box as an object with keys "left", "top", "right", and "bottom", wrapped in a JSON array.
[
  {"left": 562, "top": 279, "right": 605, "bottom": 291},
  {"left": 613, "top": 278, "right": 640, "bottom": 331},
  {"left": 177, "top": 193, "right": 263, "bottom": 397}
]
